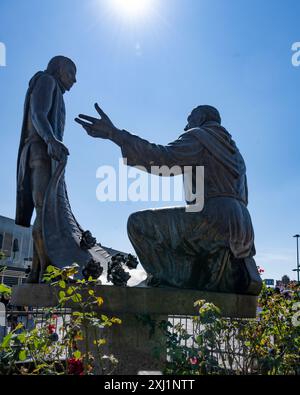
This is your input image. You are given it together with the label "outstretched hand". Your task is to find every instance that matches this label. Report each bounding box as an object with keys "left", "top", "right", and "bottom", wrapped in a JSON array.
[{"left": 75, "top": 103, "right": 118, "bottom": 139}]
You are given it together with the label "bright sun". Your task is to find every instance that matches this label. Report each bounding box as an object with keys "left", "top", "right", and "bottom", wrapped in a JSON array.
[{"left": 111, "top": 0, "right": 152, "bottom": 18}]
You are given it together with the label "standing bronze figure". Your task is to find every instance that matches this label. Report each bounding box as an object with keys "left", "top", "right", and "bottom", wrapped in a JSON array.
[{"left": 16, "top": 57, "right": 110, "bottom": 283}]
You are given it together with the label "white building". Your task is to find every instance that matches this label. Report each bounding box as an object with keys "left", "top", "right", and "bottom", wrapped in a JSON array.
[{"left": 0, "top": 215, "right": 33, "bottom": 286}]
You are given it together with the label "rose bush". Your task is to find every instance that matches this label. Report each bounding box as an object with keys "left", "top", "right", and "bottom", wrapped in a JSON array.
[
  {"left": 0, "top": 264, "right": 121, "bottom": 375},
  {"left": 154, "top": 282, "right": 300, "bottom": 375}
]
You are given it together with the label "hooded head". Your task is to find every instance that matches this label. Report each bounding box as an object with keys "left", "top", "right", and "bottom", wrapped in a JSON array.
[
  {"left": 184, "top": 105, "right": 221, "bottom": 131},
  {"left": 46, "top": 56, "right": 77, "bottom": 93}
]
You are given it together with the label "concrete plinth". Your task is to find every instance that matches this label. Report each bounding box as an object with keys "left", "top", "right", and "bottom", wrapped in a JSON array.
[
  {"left": 11, "top": 284, "right": 258, "bottom": 318},
  {"left": 11, "top": 284, "right": 258, "bottom": 375}
]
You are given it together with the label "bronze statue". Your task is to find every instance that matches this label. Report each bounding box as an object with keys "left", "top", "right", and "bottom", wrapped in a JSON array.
[
  {"left": 76, "top": 104, "right": 262, "bottom": 295},
  {"left": 16, "top": 57, "right": 110, "bottom": 283}
]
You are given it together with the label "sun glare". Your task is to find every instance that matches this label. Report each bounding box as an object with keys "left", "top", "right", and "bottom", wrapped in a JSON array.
[{"left": 111, "top": 0, "right": 153, "bottom": 19}]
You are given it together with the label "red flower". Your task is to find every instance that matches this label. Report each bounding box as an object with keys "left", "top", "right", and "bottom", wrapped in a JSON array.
[
  {"left": 47, "top": 324, "right": 56, "bottom": 334},
  {"left": 257, "top": 266, "right": 265, "bottom": 275},
  {"left": 67, "top": 358, "right": 84, "bottom": 375},
  {"left": 189, "top": 357, "right": 198, "bottom": 365}
]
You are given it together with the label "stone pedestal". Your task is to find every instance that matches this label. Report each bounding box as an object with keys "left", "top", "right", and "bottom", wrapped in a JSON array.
[
  {"left": 103, "top": 313, "right": 167, "bottom": 375},
  {"left": 76, "top": 313, "right": 166, "bottom": 375},
  {"left": 11, "top": 284, "right": 258, "bottom": 374},
  {"left": 11, "top": 283, "right": 258, "bottom": 317}
]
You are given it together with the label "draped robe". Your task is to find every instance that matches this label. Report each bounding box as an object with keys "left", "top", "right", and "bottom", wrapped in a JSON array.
[
  {"left": 16, "top": 72, "right": 111, "bottom": 276},
  {"left": 115, "top": 122, "right": 260, "bottom": 294}
]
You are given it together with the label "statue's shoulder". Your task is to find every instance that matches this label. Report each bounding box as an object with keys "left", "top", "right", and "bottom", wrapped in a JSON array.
[
  {"left": 184, "top": 127, "right": 207, "bottom": 140},
  {"left": 31, "top": 72, "right": 57, "bottom": 92}
]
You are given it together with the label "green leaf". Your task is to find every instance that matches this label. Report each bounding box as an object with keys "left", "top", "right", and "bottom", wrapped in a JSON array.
[
  {"left": 34, "top": 338, "right": 40, "bottom": 349},
  {"left": 194, "top": 300, "right": 206, "bottom": 308},
  {"left": 59, "top": 280, "right": 66, "bottom": 289},
  {"left": 15, "top": 323, "right": 24, "bottom": 331},
  {"left": 96, "top": 297, "right": 104, "bottom": 306},
  {"left": 71, "top": 293, "right": 82, "bottom": 303},
  {"left": 33, "top": 364, "right": 48, "bottom": 374},
  {"left": 73, "top": 350, "right": 81, "bottom": 359},
  {"left": 111, "top": 317, "right": 122, "bottom": 325},
  {"left": 75, "top": 293, "right": 82, "bottom": 302},
  {"left": 59, "top": 291, "right": 66, "bottom": 300},
  {"left": 72, "top": 311, "right": 83, "bottom": 317},
  {"left": 17, "top": 333, "right": 26, "bottom": 343},
  {"left": 0, "top": 284, "right": 12, "bottom": 295},
  {"left": 1, "top": 332, "right": 13, "bottom": 348},
  {"left": 19, "top": 350, "right": 27, "bottom": 361},
  {"left": 67, "top": 286, "right": 77, "bottom": 295}
]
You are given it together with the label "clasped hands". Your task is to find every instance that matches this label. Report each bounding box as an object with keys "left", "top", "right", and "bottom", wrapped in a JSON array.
[{"left": 75, "top": 103, "right": 119, "bottom": 140}]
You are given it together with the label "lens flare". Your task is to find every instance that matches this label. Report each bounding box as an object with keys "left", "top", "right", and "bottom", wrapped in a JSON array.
[{"left": 111, "top": 0, "right": 152, "bottom": 18}]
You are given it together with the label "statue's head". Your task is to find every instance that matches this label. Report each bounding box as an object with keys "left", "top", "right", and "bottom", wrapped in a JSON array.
[
  {"left": 185, "top": 105, "right": 221, "bottom": 131},
  {"left": 46, "top": 56, "right": 77, "bottom": 92}
]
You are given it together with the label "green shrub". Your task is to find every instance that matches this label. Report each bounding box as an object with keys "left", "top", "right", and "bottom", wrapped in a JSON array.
[
  {"left": 154, "top": 283, "right": 300, "bottom": 375},
  {"left": 0, "top": 264, "right": 121, "bottom": 375}
]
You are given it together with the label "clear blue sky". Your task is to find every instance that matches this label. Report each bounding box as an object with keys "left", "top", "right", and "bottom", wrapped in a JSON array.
[{"left": 0, "top": 0, "right": 300, "bottom": 281}]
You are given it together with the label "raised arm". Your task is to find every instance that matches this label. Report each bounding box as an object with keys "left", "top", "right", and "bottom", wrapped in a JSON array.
[
  {"left": 75, "top": 104, "right": 203, "bottom": 172},
  {"left": 112, "top": 129, "right": 202, "bottom": 171}
]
